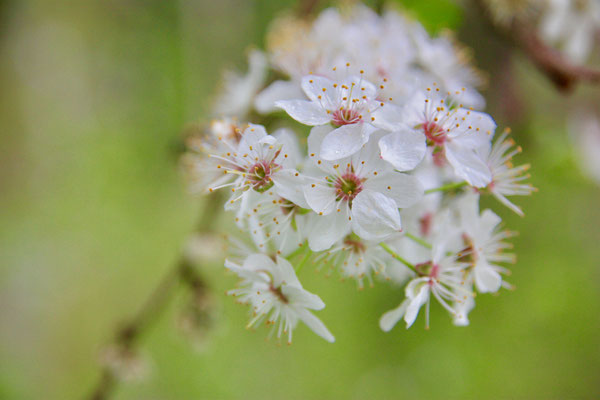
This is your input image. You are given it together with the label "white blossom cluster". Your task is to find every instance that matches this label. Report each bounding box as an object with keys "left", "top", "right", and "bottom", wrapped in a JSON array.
[{"left": 183, "top": 5, "right": 535, "bottom": 344}]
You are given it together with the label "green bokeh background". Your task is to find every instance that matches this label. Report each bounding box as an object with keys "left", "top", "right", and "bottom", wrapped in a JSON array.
[{"left": 1, "top": 0, "right": 599, "bottom": 399}]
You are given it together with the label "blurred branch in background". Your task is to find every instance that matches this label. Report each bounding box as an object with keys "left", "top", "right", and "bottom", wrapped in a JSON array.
[
  {"left": 87, "top": 194, "right": 221, "bottom": 400},
  {"left": 475, "top": 0, "right": 600, "bottom": 92}
]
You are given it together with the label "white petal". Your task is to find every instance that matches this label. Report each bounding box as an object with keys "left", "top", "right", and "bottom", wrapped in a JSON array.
[
  {"left": 404, "top": 282, "right": 429, "bottom": 328},
  {"left": 365, "top": 172, "right": 424, "bottom": 208},
  {"left": 445, "top": 144, "right": 492, "bottom": 188},
  {"left": 273, "top": 128, "right": 302, "bottom": 168},
  {"left": 301, "top": 75, "right": 338, "bottom": 108},
  {"left": 320, "top": 124, "right": 371, "bottom": 160},
  {"left": 283, "top": 285, "right": 325, "bottom": 310},
  {"left": 379, "top": 300, "right": 408, "bottom": 332},
  {"left": 378, "top": 130, "right": 426, "bottom": 171},
  {"left": 306, "top": 211, "right": 351, "bottom": 251},
  {"left": 303, "top": 182, "right": 337, "bottom": 215},
  {"left": 272, "top": 169, "right": 309, "bottom": 209},
  {"left": 352, "top": 190, "right": 402, "bottom": 240},
  {"left": 474, "top": 262, "right": 502, "bottom": 293},
  {"left": 370, "top": 103, "right": 405, "bottom": 131},
  {"left": 275, "top": 99, "right": 330, "bottom": 126},
  {"left": 274, "top": 256, "right": 302, "bottom": 287},
  {"left": 255, "top": 80, "right": 304, "bottom": 114},
  {"left": 295, "top": 307, "right": 335, "bottom": 343}
]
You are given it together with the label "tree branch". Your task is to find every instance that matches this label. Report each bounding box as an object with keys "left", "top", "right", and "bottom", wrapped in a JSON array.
[
  {"left": 86, "top": 194, "right": 218, "bottom": 400},
  {"left": 474, "top": 0, "right": 600, "bottom": 92}
]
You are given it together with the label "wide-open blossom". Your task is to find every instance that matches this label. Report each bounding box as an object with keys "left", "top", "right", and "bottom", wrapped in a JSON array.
[
  {"left": 381, "top": 88, "right": 496, "bottom": 187},
  {"left": 302, "top": 127, "right": 423, "bottom": 250},
  {"left": 276, "top": 73, "right": 394, "bottom": 160},
  {"left": 226, "top": 254, "right": 334, "bottom": 343},
  {"left": 204, "top": 124, "right": 303, "bottom": 207}
]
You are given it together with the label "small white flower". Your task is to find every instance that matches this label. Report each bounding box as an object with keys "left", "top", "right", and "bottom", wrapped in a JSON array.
[
  {"left": 204, "top": 124, "right": 301, "bottom": 206},
  {"left": 481, "top": 129, "right": 535, "bottom": 216},
  {"left": 379, "top": 241, "right": 472, "bottom": 330},
  {"left": 225, "top": 254, "right": 335, "bottom": 344},
  {"left": 456, "top": 192, "right": 515, "bottom": 293},
  {"left": 302, "top": 128, "right": 423, "bottom": 250},
  {"left": 276, "top": 73, "right": 390, "bottom": 160},
  {"left": 314, "top": 234, "right": 396, "bottom": 289},
  {"left": 389, "top": 89, "right": 496, "bottom": 187}
]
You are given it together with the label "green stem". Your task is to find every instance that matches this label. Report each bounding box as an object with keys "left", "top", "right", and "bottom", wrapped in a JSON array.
[
  {"left": 424, "top": 181, "right": 468, "bottom": 194},
  {"left": 295, "top": 247, "right": 312, "bottom": 273},
  {"left": 379, "top": 243, "right": 416, "bottom": 273},
  {"left": 404, "top": 232, "right": 433, "bottom": 249}
]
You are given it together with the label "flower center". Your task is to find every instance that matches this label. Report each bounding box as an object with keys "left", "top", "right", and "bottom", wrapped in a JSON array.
[
  {"left": 334, "top": 172, "right": 364, "bottom": 202},
  {"left": 269, "top": 284, "right": 288, "bottom": 304},
  {"left": 415, "top": 261, "right": 440, "bottom": 284},
  {"left": 343, "top": 234, "right": 366, "bottom": 254},
  {"left": 422, "top": 121, "right": 446, "bottom": 146},
  {"left": 332, "top": 107, "right": 362, "bottom": 126},
  {"left": 249, "top": 161, "right": 277, "bottom": 192}
]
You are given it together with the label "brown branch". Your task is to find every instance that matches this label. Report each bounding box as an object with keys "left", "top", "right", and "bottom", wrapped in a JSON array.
[
  {"left": 86, "top": 193, "right": 219, "bottom": 400},
  {"left": 87, "top": 258, "right": 206, "bottom": 400},
  {"left": 297, "top": 0, "right": 320, "bottom": 17},
  {"left": 475, "top": 0, "right": 600, "bottom": 92}
]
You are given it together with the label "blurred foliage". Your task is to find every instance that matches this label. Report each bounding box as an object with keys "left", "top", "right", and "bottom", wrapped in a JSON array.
[{"left": 0, "top": 0, "right": 598, "bottom": 399}]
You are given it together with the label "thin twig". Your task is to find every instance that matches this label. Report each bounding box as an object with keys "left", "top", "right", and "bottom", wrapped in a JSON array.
[
  {"left": 297, "top": 0, "right": 320, "bottom": 17},
  {"left": 87, "top": 258, "right": 205, "bottom": 400},
  {"left": 87, "top": 194, "right": 216, "bottom": 400}
]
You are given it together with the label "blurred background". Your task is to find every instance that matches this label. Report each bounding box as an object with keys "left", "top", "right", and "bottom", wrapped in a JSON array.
[{"left": 1, "top": 0, "right": 599, "bottom": 399}]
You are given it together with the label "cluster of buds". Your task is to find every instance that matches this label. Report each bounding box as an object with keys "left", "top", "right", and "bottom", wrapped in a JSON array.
[{"left": 183, "top": 4, "right": 535, "bottom": 344}]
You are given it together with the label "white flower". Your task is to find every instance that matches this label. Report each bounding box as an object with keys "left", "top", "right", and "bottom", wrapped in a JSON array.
[
  {"left": 314, "top": 234, "right": 396, "bottom": 289},
  {"left": 302, "top": 127, "right": 423, "bottom": 250},
  {"left": 456, "top": 192, "right": 515, "bottom": 293},
  {"left": 225, "top": 254, "right": 335, "bottom": 344},
  {"left": 204, "top": 124, "right": 301, "bottom": 206},
  {"left": 539, "top": 0, "right": 600, "bottom": 64},
  {"left": 387, "top": 88, "right": 496, "bottom": 187},
  {"left": 213, "top": 49, "right": 268, "bottom": 117},
  {"left": 379, "top": 241, "right": 472, "bottom": 330},
  {"left": 276, "top": 73, "right": 391, "bottom": 160},
  {"left": 481, "top": 129, "right": 535, "bottom": 216}
]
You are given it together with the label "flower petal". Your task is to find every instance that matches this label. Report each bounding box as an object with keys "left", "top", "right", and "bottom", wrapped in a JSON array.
[
  {"left": 295, "top": 307, "right": 335, "bottom": 343},
  {"left": 352, "top": 190, "right": 402, "bottom": 240},
  {"left": 301, "top": 75, "right": 338, "bottom": 108},
  {"left": 474, "top": 262, "right": 502, "bottom": 293},
  {"left": 445, "top": 143, "right": 492, "bottom": 188},
  {"left": 305, "top": 211, "right": 351, "bottom": 251},
  {"left": 320, "top": 124, "right": 371, "bottom": 160},
  {"left": 378, "top": 129, "right": 426, "bottom": 171},
  {"left": 303, "top": 182, "right": 337, "bottom": 215},
  {"left": 255, "top": 80, "right": 304, "bottom": 114},
  {"left": 365, "top": 172, "right": 424, "bottom": 208},
  {"left": 275, "top": 99, "right": 330, "bottom": 126},
  {"left": 379, "top": 300, "right": 408, "bottom": 332}
]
